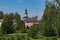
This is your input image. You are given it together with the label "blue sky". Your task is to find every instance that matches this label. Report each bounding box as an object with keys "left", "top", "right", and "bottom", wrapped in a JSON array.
[{"left": 0, "top": 0, "right": 46, "bottom": 20}]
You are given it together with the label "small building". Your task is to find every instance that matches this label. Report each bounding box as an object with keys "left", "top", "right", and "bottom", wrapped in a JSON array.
[{"left": 23, "top": 9, "right": 39, "bottom": 29}]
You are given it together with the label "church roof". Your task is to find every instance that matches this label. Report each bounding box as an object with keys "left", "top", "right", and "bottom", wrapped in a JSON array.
[
  {"left": 23, "top": 16, "right": 28, "bottom": 18},
  {"left": 24, "top": 17, "right": 38, "bottom": 22},
  {"left": 23, "top": 9, "right": 38, "bottom": 22}
]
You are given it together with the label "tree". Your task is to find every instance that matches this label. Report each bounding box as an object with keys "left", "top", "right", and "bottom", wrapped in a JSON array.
[
  {"left": 56, "top": 13, "right": 60, "bottom": 36},
  {"left": 9, "top": 13, "right": 15, "bottom": 19},
  {"left": 28, "top": 24, "right": 39, "bottom": 38},
  {"left": 1, "top": 14, "right": 15, "bottom": 34},
  {"left": 42, "top": 0, "right": 60, "bottom": 36},
  {"left": 14, "top": 12, "right": 26, "bottom": 33},
  {"left": 41, "top": 0, "right": 57, "bottom": 36},
  {"left": 15, "top": 12, "right": 21, "bottom": 20},
  {"left": 0, "top": 11, "right": 4, "bottom": 19},
  {"left": 53, "top": 0, "right": 60, "bottom": 36},
  {"left": 55, "top": 3, "right": 60, "bottom": 36},
  {"left": 54, "top": 0, "right": 60, "bottom": 4},
  {"left": 15, "top": 20, "right": 26, "bottom": 33}
]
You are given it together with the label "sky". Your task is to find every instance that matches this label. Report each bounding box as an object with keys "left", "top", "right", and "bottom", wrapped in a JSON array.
[{"left": 0, "top": 0, "right": 46, "bottom": 20}]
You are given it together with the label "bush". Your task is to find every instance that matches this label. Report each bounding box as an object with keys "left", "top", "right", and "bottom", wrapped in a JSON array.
[
  {"left": 46, "top": 37, "right": 57, "bottom": 40},
  {"left": 21, "top": 35, "right": 26, "bottom": 39},
  {"left": 8, "top": 38, "right": 11, "bottom": 40},
  {"left": 17, "top": 35, "right": 22, "bottom": 40},
  {"left": 15, "top": 20, "right": 27, "bottom": 33},
  {"left": 28, "top": 24, "right": 39, "bottom": 38},
  {"left": 52, "top": 37, "right": 57, "bottom": 40},
  {"left": 11, "top": 36, "right": 14, "bottom": 40},
  {"left": 46, "top": 37, "right": 52, "bottom": 40},
  {"left": 3, "top": 37, "right": 6, "bottom": 40},
  {"left": 0, "top": 37, "right": 3, "bottom": 40}
]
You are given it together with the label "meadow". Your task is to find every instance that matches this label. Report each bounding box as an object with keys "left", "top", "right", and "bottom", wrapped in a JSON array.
[{"left": 0, "top": 33, "right": 59, "bottom": 40}]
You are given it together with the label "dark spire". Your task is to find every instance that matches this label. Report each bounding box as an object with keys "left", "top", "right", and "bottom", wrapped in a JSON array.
[
  {"left": 24, "top": 9, "right": 28, "bottom": 16},
  {"left": 25, "top": 9, "right": 28, "bottom": 14}
]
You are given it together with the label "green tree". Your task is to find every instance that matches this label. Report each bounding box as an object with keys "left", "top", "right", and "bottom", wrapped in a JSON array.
[
  {"left": 41, "top": 0, "right": 57, "bottom": 36},
  {"left": 1, "top": 14, "right": 15, "bottom": 34},
  {"left": 9, "top": 13, "right": 15, "bottom": 19},
  {"left": 53, "top": 0, "right": 60, "bottom": 36},
  {"left": 15, "top": 12, "right": 21, "bottom": 20},
  {"left": 54, "top": 0, "right": 60, "bottom": 4},
  {"left": 55, "top": 5, "right": 60, "bottom": 36},
  {"left": 15, "top": 20, "right": 26, "bottom": 33},
  {"left": 28, "top": 24, "right": 39, "bottom": 38},
  {"left": 0, "top": 11, "right": 4, "bottom": 19},
  {"left": 14, "top": 12, "right": 26, "bottom": 33}
]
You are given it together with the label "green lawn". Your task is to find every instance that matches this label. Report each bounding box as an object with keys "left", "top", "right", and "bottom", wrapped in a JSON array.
[
  {"left": 57, "top": 38, "right": 60, "bottom": 40},
  {"left": 0, "top": 33, "right": 59, "bottom": 40}
]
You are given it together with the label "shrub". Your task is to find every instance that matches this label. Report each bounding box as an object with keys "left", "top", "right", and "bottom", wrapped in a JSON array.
[
  {"left": 11, "top": 36, "right": 14, "bottom": 40},
  {"left": 52, "top": 37, "right": 57, "bottom": 40},
  {"left": 8, "top": 38, "right": 11, "bottom": 40},
  {"left": 28, "top": 24, "right": 39, "bottom": 38},
  {"left": 0, "top": 37, "right": 3, "bottom": 40},
  {"left": 46, "top": 37, "right": 52, "bottom": 40},
  {"left": 46, "top": 37, "right": 57, "bottom": 40},
  {"left": 21, "top": 35, "right": 26, "bottom": 39},
  {"left": 17, "top": 35, "right": 22, "bottom": 40},
  {"left": 3, "top": 37, "right": 6, "bottom": 40}
]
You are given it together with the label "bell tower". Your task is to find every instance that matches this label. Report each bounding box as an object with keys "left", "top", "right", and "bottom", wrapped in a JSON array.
[
  {"left": 24, "top": 9, "right": 28, "bottom": 17},
  {"left": 23, "top": 9, "right": 28, "bottom": 20}
]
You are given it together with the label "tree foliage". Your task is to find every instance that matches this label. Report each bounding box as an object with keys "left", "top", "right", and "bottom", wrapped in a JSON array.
[
  {"left": 9, "top": 13, "right": 15, "bottom": 19},
  {"left": 28, "top": 24, "right": 39, "bottom": 38},
  {"left": 1, "top": 14, "right": 15, "bottom": 34},
  {"left": 55, "top": 0, "right": 60, "bottom": 36},
  {"left": 39, "top": 0, "right": 60, "bottom": 36},
  {"left": 15, "top": 12, "right": 21, "bottom": 20},
  {"left": 15, "top": 20, "right": 26, "bottom": 33},
  {"left": 0, "top": 11, "right": 4, "bottom": 19},
  {"left": 40, "top": 0, "right": 57, "bottom": 36}
]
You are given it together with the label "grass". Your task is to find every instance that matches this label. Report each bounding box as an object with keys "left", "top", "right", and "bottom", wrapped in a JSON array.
[
  {"left": 57, "top": 38, "right": 60, "bottom": 40},
  {"left": 0, "top": 33, "right": 59, "bottom": 40}
]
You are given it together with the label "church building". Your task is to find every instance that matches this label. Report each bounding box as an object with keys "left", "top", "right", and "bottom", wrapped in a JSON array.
[
  {"left": 23, "top": 9, "right": 39, "bottom": 28},
  {"left": 0, "top": 9, "right": 39, "bottom": 28}
]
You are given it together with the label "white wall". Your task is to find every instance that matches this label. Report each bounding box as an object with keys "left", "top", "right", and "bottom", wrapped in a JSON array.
[
  {"left": 0, "top": 22, "right": 2, "bottom": 27},
  {"left": 25, "top": 22, "right": 34, "bottom": 28}
]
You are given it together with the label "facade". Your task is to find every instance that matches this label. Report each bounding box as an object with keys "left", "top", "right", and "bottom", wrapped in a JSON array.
[
  {"left": 23, "top": 9, "right": 39, "bottom": 28},
  {"left": 0, "top": 19, "right": 3, "bottom": 27}
]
